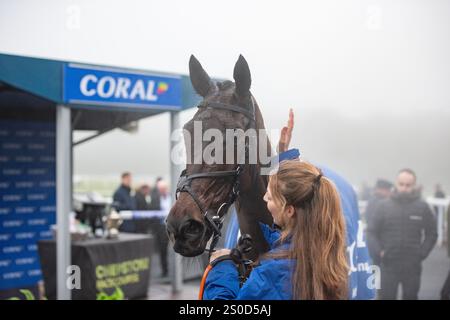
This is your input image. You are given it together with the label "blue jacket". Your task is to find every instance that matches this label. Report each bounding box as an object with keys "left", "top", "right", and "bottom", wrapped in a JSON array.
[
  {"left": 204, "top": 223, "right": 293, "bottom": 300},
  {"left": 112, "top": 185, "right": 136, "bottom": 211}
]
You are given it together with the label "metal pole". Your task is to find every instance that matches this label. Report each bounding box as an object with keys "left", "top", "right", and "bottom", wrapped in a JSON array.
[
  {"left": 56, "top": 104, "right": 71, "bottom": 300},
  {"left": 170, "top": 111, "right": 183, "bottom": 294},
  {"left": 437, "top": 205, "right": 444, "bottom": 247}
]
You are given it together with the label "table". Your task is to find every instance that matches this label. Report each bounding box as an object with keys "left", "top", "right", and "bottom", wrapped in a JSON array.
[{"left": 38, "top": 233, "right": 153, "bottom": 300}]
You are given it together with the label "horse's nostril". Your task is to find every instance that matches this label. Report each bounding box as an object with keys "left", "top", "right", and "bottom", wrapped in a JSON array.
[{"left": 182, "top": 220, "right": 204, "bottom": 237}]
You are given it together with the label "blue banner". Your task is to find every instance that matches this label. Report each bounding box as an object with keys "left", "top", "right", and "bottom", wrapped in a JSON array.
[
  {"left": 63, "top": 63, "right": 182, "bottom": 110},
  {"left": 0, "top": 120, "right": 56, "bottom": 290}
]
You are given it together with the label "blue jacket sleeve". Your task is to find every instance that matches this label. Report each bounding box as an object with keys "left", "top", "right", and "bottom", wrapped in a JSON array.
[
  {"left": 203, "top": 261, "right": 240, "bottom": 300},
  {"left": 203, "top": 259, "right": 291, "bottom": 300}
]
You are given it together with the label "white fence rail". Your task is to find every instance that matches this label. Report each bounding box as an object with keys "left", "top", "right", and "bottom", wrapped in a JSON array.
[{"left": 426, "top": 197, "right": 449, "bottom": 247}]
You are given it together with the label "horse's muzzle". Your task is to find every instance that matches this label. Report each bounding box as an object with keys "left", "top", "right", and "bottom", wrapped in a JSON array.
[{"left": 166, "top": 216, "right": 209, "bottom": 257}]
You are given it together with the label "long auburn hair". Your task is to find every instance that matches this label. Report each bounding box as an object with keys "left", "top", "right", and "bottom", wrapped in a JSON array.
[{"left": 267, "top": 160, "right": 348, "bottom": 300}]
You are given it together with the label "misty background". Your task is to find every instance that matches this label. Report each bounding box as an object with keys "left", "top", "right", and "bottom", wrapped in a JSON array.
[{"left": 1, "top": 0, "right": 449, "bottom": 196}]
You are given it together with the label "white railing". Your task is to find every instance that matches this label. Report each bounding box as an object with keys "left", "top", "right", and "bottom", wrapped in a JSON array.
[
  {"left": 119, "top": 210, "right": 168, "bottom": 220},
  {"left": 426, "top": 197, "right": 450, "bottom": 247}
]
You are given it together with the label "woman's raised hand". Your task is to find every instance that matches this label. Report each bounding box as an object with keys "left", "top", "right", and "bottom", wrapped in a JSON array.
[{"left": 277, "top": 108, "right": 294, "bottom": 153}]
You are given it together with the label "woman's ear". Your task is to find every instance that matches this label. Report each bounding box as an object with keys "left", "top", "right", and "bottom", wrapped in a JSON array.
[{"left": 285, "top": 205, "right": 295, "bottom": 218}]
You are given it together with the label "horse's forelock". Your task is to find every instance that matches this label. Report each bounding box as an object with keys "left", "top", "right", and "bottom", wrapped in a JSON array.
[{"left": 216, "top": 80, "right": 234, "bottom": 91}]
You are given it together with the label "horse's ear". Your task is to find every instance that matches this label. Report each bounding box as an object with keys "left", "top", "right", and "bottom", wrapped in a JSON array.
[
  {"left": 233, "top": 54, "right": 251, "bottom": 97},
  {"left": 189, "top": 55, "right": 213, "bottom": 97}
]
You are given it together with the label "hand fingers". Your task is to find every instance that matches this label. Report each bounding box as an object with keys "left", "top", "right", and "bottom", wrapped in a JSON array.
[
  {"left": 280, "top": 127, "right": 288, "bottom": 142},
  {"left": 288, "top": 108, "right": 294, "bottom": 129},
  {"left": 210, "top": 249, "right": 231, "bottom": 263},
  {"left": 277, "top": 127, "right": 288, "bottom": 153},
  {"left": 286, "top": 108, "right": 294, "bottom": 146}
]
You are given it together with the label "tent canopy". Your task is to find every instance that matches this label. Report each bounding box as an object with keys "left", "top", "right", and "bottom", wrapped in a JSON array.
[{"left": 0, "top": 53, "right": 202, "bottom": 130}]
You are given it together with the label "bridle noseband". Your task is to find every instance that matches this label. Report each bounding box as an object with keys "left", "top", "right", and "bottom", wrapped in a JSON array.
[
  {"left": 175, "top": 97, "right": 256, "bottom": 255},
  {"left": 175, "top": 165, "right": 243, "bottom": 236}
]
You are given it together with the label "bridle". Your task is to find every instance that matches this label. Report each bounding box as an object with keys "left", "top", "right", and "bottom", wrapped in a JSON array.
[{"left": 175, "top": 97, "right": 256, "bottom": 256}]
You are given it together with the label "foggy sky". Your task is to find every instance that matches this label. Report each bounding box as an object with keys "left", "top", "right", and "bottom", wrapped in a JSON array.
[{"left": 1, "top": 0, "right": 449, "bottom": 195}]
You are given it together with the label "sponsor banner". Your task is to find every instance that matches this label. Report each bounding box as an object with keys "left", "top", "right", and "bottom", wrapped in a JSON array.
[
  {"left": 63, "top": 63, "right": 182, "bottom": 110},
  {"left": 0, "top": 120, "right": 56, "bottom": 290}
]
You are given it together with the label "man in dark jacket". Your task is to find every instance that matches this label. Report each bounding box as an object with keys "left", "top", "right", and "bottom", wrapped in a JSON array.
[
  {"left": 112, "top": 172, "right": 136, "bottom": 210},
  {"left": 112, "top": 172, "right": 136, "bottom": 232},
  {"left": 367, "top": 168, "right": 437, "bottom": 299}
]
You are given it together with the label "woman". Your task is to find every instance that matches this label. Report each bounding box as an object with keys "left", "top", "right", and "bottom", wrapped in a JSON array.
[{"left": 203, "top": 159, "right": 349, "bottom": 300}]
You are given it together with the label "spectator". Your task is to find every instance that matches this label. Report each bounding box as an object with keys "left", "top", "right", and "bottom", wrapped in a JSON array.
[
  {"left": 112, "top": 172, "right": 136, "bottom": 211},
  {"left": 360, "top": 181, "right": 372, "bottom": 201},
  {"left": 135, "top": 184, "right": 151, "bottom": 210},
  {"left": 434, "top": 184, "right": 446, "bottom": 199},
  {"left": 365, "top": 179, "right": 393, "bottom": 225},
  {"left": 367, "top": 168, "right": 438, "bottom": 299},
  {"left": 112, "top": 172, "right": 136, "bottom": 232},
  {"left": 149, "top": 179, "right": 171, "bottom": 277},
  {"left": 133, "top": 184, "right": 153, "bottom": 234},
  {"left": 432, "top": 184, "right": 446, "bottom": 216},
  {"left": 441, "top": 205, "right": 450, "bottom": 300},
  {"left": 157, "top": 181, "right": 171, "bottom": 211},
  {"left": 150, "top": 177, "right": 162, "bottom": 210}
]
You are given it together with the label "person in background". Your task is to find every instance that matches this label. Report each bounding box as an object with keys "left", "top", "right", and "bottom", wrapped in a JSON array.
[
  {"left": 367, "top": 168, "right": 437, "bottom": 299},
  {"left": 434, "top": 184, "right": 446, "bottom": 199},
  {"left": 149, "top": 177, "right": 164, "bottom": 210},
  {"left": 441, "top": 205, "right": 450, "bottom": 300},
  {"left": 360, "top": 181, "right": 372, "bottom": 201},
  {"left": 364, "top": 178, "right": 393, "bottom": 298},
  {"left": 365, "top": 179, "right": 393, "bottom": 240},
  {"left": 156, "top": 180, "right": 171, "bottom": 212},
  {"left": 149, "top": 179, "right": 171, "bottom": 277},
  {"left": 433, "top": 184, "right": 446, "bottom": 216},
  {"left": 135, "top": 184, "right": 151, "bottom": 210},
  {"left": 112, "top": 172, "right": 136, "bottom": 211},
  {"left": 112, "top": 172, "right": 136, "bottom": 232},
  {"left": 134, "top": 184, "right": 152, "bottom": 234}
]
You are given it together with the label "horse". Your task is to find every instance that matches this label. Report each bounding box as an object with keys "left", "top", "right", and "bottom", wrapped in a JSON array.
[{"left": 166, "top": 55, "right": 273, "bottom": 261}]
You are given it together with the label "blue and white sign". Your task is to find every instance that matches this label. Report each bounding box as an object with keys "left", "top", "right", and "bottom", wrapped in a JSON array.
[
  {"left": 63, "top": 63, "right": 182, "bottom": 110},
  {"left": 0, "top": 120, "right": 56, "bottom": 291}
]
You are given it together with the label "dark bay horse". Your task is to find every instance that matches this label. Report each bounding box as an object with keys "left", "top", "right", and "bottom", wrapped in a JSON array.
[{"left": 166, "top": 55, "right": 273, "bottom": 260}]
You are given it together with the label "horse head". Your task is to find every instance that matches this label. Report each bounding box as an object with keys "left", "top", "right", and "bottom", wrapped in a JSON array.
[{"left": 166, "top": 55, "right": 273, "bottom": 258}]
